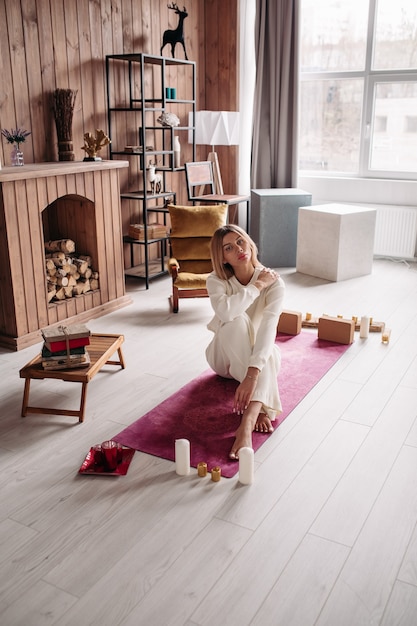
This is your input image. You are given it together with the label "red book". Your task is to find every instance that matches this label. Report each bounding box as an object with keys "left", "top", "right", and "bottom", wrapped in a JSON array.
[{"left": 45, "top": 336, "right": 91, "bottom": 353}]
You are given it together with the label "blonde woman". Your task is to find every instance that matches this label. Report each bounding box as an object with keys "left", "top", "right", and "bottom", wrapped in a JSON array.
[{"left": 206, "top": 225, "right": 285, "bottom": 459}]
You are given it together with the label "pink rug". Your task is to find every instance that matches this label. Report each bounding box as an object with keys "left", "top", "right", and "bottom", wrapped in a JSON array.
[{"left": 113, "top": 332, "right": 350, "bottom": 477}]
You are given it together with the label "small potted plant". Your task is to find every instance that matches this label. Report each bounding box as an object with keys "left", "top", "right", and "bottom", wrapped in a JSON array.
[{"left": 1, "top": 127, "right": 31, "bottom": 166}]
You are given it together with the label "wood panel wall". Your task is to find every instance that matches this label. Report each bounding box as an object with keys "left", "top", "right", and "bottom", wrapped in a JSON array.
[{"left": 0, "top": 0, "right": 240, "bottom": 261}]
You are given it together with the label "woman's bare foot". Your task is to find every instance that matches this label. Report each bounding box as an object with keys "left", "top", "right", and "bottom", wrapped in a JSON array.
[
  {"left": 229, "top": 401, "right": 262, "bottom": 460},
  {"left": 254, "top": 413, "right": 274, "bottom": 433},
  {"left": 229, "top": 423, "right": 252, "bottom": 460}
]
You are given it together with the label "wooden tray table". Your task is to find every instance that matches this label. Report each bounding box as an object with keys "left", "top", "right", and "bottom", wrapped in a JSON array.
[{"left": 19, "top": 333, "right": 125, "bottom": 422}]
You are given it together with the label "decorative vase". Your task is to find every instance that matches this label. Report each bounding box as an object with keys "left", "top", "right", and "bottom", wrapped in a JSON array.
[
  {"left": 58, "top": 139, "right": 75, "bottom": 161},
  {"left": 174, "top": 135, "right": 181, "bottom": 168},
  {"left": 11, "top": 144, "right": 24, "bottom": 166}
]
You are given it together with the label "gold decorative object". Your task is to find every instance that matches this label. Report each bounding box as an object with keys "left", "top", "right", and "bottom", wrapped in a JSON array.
[
  {"left": 81, "top": 129, "right": 111, "bottom": 161},
  {"left": 197, "top": 462, "right": 208, "bottom": 477},
  {"left": 211, "top": 466, "right": 221, "bottom": 482}
]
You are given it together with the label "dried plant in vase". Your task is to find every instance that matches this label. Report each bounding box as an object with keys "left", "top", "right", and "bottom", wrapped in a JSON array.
[
  {"left": 52, "top": 88, "right": 77, "bottom": 161},
  {"left": 1, "top": 127, "right": 31, "bottom": 166},
  {"left": 81, "top": 130, "right": 111, "bottom": 161}
]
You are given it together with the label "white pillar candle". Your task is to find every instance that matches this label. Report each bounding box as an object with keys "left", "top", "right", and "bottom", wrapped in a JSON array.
[
  {"left": 175, "top": 438, "right": 190, "bottom": 475},
  {"left": 359, "top": 315, "right": 369, "bottom": 339},
  {"left": 238, "top": 447, "right": 254, "bottom": 485}
]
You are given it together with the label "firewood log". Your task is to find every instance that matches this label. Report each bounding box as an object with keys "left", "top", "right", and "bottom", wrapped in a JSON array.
[
  {"left": 46, "top": 266, "right": 57, "bottom": 277},
  {"left": 66, "top": 263, "right": 78, "bottom": 276},
  {"left": 51, "top": 252, "right": 66, "bottom": 267},
  {"left": 56, "top": 275, "right": 69, "bottom": 287},
  {"left": 72, "top": 283, "right": 85, "bottom": 296},
  {"left": 78, "top": 254, "right": 92, "bottom": 266},
  {"left": 54, "top": 287, "right": 66, "bottom": 300},
  {"left": 45, "top": 239, "right": 76, "bottom": 254},
  {"left": 90, "top": 278, "right": 99, "bottom": 290},
  {"left": 73, "top": 258, "right": 89, "bottom": 274},
  {"left": 81, "top": 278, "right": 91, "bottom": 293}
]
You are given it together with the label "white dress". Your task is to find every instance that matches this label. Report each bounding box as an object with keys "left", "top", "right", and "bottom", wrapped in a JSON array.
[{"left": 205, "top": 267, "right": 285, "bottom": 420}]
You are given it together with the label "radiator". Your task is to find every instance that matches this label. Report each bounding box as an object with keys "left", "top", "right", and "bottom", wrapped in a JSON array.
[{"left": 373, "top": 206, "right": 417, "bottom": 259}]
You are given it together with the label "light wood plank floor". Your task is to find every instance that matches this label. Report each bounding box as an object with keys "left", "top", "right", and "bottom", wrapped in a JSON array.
[{"left": 1, "top": 258, "right": 417, "bottom": 626}]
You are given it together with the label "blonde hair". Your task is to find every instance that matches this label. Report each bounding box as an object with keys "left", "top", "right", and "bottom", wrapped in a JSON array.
[{"left": 210, "top": 224, "right": 259, "bottom": 280}]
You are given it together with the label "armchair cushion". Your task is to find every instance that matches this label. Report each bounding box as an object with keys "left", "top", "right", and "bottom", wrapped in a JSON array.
[
  {"left": 172, "top": 272, "right": 210, "bottom": 289},
  {"left": 170, "top": 237, "right": 212, "bottom": 260},
  {"left": 168, "top": 203, "right": 228, "bottom": 238}
]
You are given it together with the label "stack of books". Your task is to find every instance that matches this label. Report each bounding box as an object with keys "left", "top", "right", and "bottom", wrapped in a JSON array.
[{"left": 40, "top": 324, "right": 91, "bottom": 370}]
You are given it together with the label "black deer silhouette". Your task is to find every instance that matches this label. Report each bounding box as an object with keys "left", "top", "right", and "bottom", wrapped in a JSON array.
[{"left": 160, "top": 4, "right": 188, "bottom": 60}]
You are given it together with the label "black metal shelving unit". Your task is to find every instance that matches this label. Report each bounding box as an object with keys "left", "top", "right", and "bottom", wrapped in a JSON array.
[{"left": 106, "top": 53, "right": 196, "bottom": 288}]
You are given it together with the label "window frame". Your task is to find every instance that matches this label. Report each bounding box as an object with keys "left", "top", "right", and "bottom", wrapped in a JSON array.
[{"left": 300, "top": 0, "right": 417, "bottom": 181}]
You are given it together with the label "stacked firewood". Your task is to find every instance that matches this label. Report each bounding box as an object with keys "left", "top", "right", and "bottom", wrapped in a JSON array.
[{"left": 44, "top": 239, "right": 99, "bottom": 303}]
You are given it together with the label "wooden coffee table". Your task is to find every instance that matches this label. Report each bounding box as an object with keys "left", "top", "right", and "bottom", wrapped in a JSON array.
[{"left": 19, "top": 333, "right": 125, "bottom": 423}]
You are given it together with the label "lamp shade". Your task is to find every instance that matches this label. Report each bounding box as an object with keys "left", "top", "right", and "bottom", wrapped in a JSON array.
[{"left": 188, "top": 111, "right": 240, "bottom": 146}]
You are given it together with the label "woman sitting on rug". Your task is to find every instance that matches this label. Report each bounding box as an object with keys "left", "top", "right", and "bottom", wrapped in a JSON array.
[{"left": 206, "top": 224, "right": 285, "bottom": 460}]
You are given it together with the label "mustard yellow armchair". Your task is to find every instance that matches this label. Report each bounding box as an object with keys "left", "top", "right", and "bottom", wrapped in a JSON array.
[{"left": 167, "top": 203, "right": 228, "bottom": 313}]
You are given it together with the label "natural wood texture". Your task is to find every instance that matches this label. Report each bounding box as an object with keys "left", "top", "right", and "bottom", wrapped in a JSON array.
[
  {"left": 19, "top": 333, "right": 125, "bottom": 422},
  {"left": 0, "top": 0, "right": 239, "bottom": 270},
  {"left": 0, "top": 161, "right": 131, "bottom": 350},
  {"left": 0, "top": 259, "right": 416, "bottom": 624}
]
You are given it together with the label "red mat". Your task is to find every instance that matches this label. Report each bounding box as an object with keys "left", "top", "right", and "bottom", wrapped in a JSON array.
[{"left": 113, "top": 332, "right": 350, "bottom": 477}]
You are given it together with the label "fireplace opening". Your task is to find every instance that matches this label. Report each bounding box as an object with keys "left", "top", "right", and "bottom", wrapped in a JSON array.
[{"left": 42, "top": 194, "right": 100, "bottom": 305}]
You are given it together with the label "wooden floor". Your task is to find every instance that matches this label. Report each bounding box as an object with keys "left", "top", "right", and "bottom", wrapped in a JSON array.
[{"left": 1, "top": 258, "right": 417, "bottom": 626}]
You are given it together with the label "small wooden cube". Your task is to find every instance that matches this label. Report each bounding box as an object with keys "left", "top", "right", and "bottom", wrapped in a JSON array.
[
  {"left": 318, "top": 316, "right": 355, "bottom": 345},
  {"left": 277, "top": 310, "right": 302, "bottom": 335}
]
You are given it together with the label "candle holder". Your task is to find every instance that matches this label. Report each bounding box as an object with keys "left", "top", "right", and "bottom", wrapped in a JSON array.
[
  {"left": 211, "top": 467, "right": 221, "bottom": 482},
  {"left": 381, "top": 328, "right": 391, "bottom": 344},
  {"left": 197, "top": 462, "right": 208, "bottom": 477},
  {"left": 101, "top": 440, "right": 119, "bottom": 471}
]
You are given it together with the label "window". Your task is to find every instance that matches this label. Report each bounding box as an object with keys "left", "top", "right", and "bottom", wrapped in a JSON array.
[{"left": 299, "top": 0, "right": 417, "bottom": 179}]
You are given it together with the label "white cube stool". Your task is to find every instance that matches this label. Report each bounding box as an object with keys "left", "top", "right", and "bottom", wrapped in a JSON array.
[{"left": 296, "top": 203, "right": 377, "bottom": 281}]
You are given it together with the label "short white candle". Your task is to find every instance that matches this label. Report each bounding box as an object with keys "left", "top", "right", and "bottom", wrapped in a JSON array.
[
  {"left": 175, "top": 438, "right": 190, "bottom": 475},
  {"left": 238, "top": 447, "right": 254, "bottom": 485}
]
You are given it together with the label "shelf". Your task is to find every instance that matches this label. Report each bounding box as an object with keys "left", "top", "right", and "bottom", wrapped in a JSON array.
[
  {"left": 121, "top": 191, "right": 175, "bottom": 202},
  {"left": 106, "top": 52, "right": 195, "bottom": 67},
  {"left": 123, "top": 235, "right": 169, "bottom": 245}
]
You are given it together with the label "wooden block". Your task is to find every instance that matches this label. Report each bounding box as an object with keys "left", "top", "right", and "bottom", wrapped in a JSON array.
[
  {"left": 318, "top": 316, "right": 355, "bottom": 344},
  {"left": 277, "top": 310, "right": 302, "bottom": 335}
]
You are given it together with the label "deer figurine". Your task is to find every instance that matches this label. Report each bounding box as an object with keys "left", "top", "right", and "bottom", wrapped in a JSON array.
[
  {"left": 148, "top": 161, "right": 162, "bottom": 194},
  {"left": 160, "top": 4, "right": 188, "bottom": 60}
]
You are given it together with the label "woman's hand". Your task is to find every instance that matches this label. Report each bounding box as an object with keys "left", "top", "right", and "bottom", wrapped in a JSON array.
[
  {"left": 234, "top": 369, "right": 259, "bottom": 414},
  {"left": 254, "top": 267, "right": 279, "bottom": 291}
]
